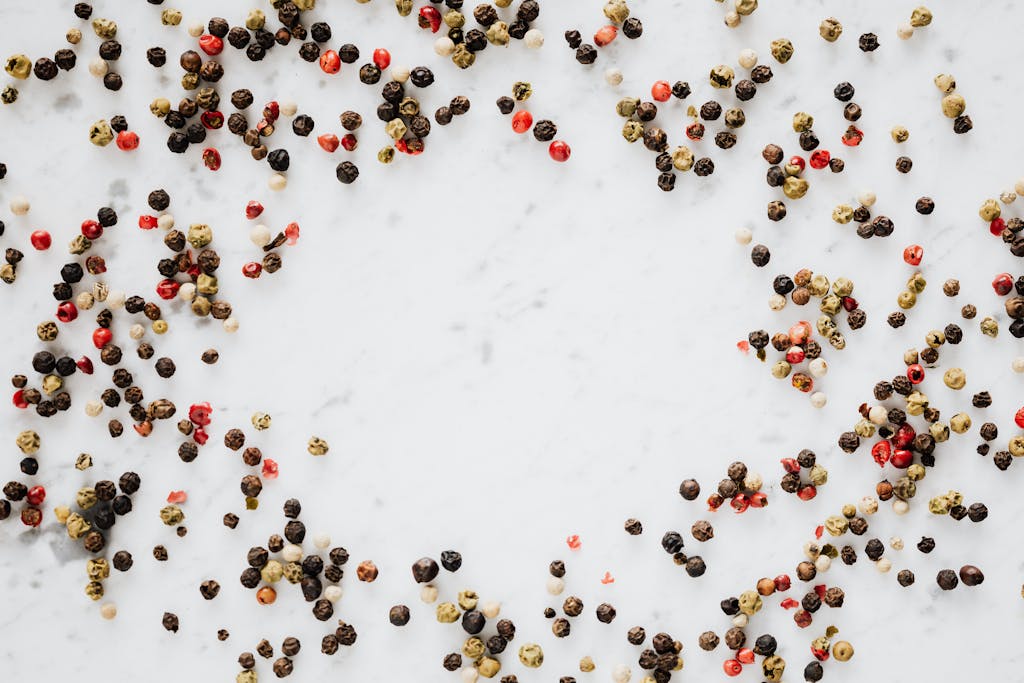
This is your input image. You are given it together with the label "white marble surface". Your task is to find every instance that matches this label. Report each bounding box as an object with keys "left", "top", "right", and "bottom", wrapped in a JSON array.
[{"left": 1, "top": 0, "right": 1023, "bottom": 680}]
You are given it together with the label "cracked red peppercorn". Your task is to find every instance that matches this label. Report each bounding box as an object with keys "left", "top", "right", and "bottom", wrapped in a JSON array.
[
  {"left": 30, "top": 230, "right": 51, "bottom": 250},
  {"left": 243, "top": 262, "right": 262, "bottom": 278},
  {"left": 56, "top": 302, "right": 78, "bottom": 323},
  {"left": 774, "top": 574, "right": 791, "bottom": 591},
  {"left": 156, "top": 279, "right": 180, "bottom": 300},
  {"left": 651, "top": 80, "right": 671, "bottom": 102},
  {"left": 797, "top": 485, "right": 817, "bottom": 501},
  {"left": 512, "top": 111, "right": 533, "bottom": 133},
  {"left": 418, "top": 6, "right": 441, "bottom": 32},
  {"left": 246, "top": 201, "right": 264, "bottom": 219},
  {"left": 809, "top": 150, "right": 830, "bottom": 169},
  {"left": 842, "top": 126, "right": 863, "bottom": 146},
  {"left": 201, "top": 111, "right": 224, "bottom": 129},
  {"left": 341, "top": 134, "right": 357, "bottom": 151},
  {"left": 26, "top": 485, "right": 45, "bottom": 506},
  {"left": 872, "top": 440, "right": 891, "bottom": 467},
  {"left": 193, "top": 427, "right": 209, "bottom": 445},
  {"left": 907, "top": 364, "right": 925, "bottom": 384},
  {"left": 116, "top": 131, "right": 140, "bottom": 151},
  {"left": 318, "top": 134, "right": 339, "bottom": 152},
  {"left": 789, "top": 155, "right": 805, "bottom": 172},
  {"left": 189, "top": 402, "right": 212, "bottom": 426},
  {"left": 202, "top": 148, "right": 221, "bottom": 171},
  {"left": 138, "top": 215, "right": 158, "bottom": 229},
  {"left": 264, "top": 101, "right": 280, "bottom": 123},
  {"left": 320, "top": 50, "right": 341, "bottom": 74},
  {"left": 903, "top": 244, "right": 923, "bottom": 266},
  {"left": 549, "top": 140, "right": 571, "bottom": 162},
  {"left": 686, "top": 122, "right": 704, "bottom": 140},
  {"left": 993, "top": 273, "right": 1014, "bottom": 295},
  {"left": 199, "top": 34, "right": 223, "bottom": 56},
  {"left": 749, "top": 492, "right": 768, "bottom": 508}
]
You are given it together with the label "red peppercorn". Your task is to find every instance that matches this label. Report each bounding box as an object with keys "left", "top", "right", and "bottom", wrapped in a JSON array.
[
  {"left": 263, "top": 101, "right": 280, "bottom": 123},
  {"left": 780, "top": 597, "right": 799, "bottom": 609},
  {"left": 156, "top": 279, "right": 180, "bottom": 300},
  {"left": 189, "top": 402, "right": 212, "bottom": 426},
  {"left": 871, "top": 440, "right": 891, "bottom": 467},
  {"left": 418, "top": 6, "right": 442, "bottom": 32},
  {"left": 993, "top": 272, "right": 1014, "bottom": 296},
  {"left": 811, "top": 645, "right": 830, "bottom": 661},
  {"left": 199, "top": 34, "right": 223, "bottom": 56},
  {"left": 138, "top": 214, "right": 158, "bottom": 229},
  {"left": 92, "top": 327, "right": 112, "bottom": 349},
  {"left": 686, "top": 121, "right": 705, "bottom": 140},
  {"left": 12, "top": 389, "right": 28, "bottom": 409},
  {"left": 809, "top": 150, "right": 830, "bottom": 169},
  {"left": 707, "top": 495, "right": 724, "bottom": 511},
  {"left": 193, "top": 427, "right": 209, "bottom": 445},
  {"left": 317, "top": 134, "right": 339, "bottom": 153},
  {"left": 167, "top": 490, "right": 188, "bottom": 504},
  {"left": 373, "top": 48, "right": 391, "bottom": 69},
  {"left": 262, "top": 458, "right": 279, "bottom": 479},
  {"left": 785, "top": 347, "right": 805, "bottom": 364},
  {"left": 723, "top": 660, "right": 742, "bottom": 677},
  {"left": 320, "top": 49, "right": 341, "bottom": 74},
  {"left": 549, "top": 140, "right": 571, "bottom": 162},
  {"left": 893, "top": 423, "right": 916, "bottom": 448},
  {"left": 76, "top": 356, "right": 94, "bottom": 374},
  {"left": 116, "top": 130, "right": 140, "bottom": 151},
  {"left": 594, "top": 25, "right": 618, "bottom": 47},
  {"left": 788, "top": 155, "right": 805, "bottom": 172},
  {"left": 842, "top": 126, "right": 864, "bottom": 146},
  {"left": 26, "top": 485, "right": 45, "bottom": 506},
  {"left": 774, "top": 574, "right": 792, "bottom": 592},
  {"left": 793, "top": 610, "right": 812, "bottom": 628},
  {"left": 242, "top": 262, "right": 263, "bottom": 279},
  {"left": 780, "top": 458, "right": 800, "bottom": 473},
  {"left": 797, "top": 485, "right": 817, "bottom": 501},
  {"left": 1014, "top": 406, "right": 1024, "bottom": 430},
  {"left": 30, "top": 230, "right": 51, "bottom": 250},
  {"left": 202, "top": 147, "right": 222, "bottom": 171},
  {"left": 341, "top": 133, "right": 358, "bottom": 151},
  {"left": 813, "top": 584, "right": 826, "bottom": 599},
  {"left": 990, "top": 217, "right": 1006, "bottom": 236},
  {"left": 650, "top": 80, "right": 671, "bottom": 102},
  {"left": 736, "top": 649, "right": 755, "bottom": 665},
  {"left": 284, "top": 222, "right": 300, "bottom": 245},
  {"left": 81, "top": 219, "right": 103, "bottom": 239},
  {"left": 394, "top": 138, "right": 408, "bottom": 154},
  {"left": 841, "top": 296, "right": 858, "bottom": 312},
  {"left": 907, "top": 363, "right": 925, "bottom": 384},
  {"left": 56, "top": 301, "right": 78, "bottom": 323},
  {"left": 511, "top": 110, "right": 533, "bottom": 134},
  {"left": 201, "top": 111, "right": 224, "bottom": 129},
  {"left": 730, "top": 493, "right": 749, "bottom": 513},
  {"left": 748, "top": 492, "right": 768, "bottom": 508},
  {"left": 903, "top": 244, "right": 923, "bottom": 266},
  {"left": 891, "top": 449, "right": 913, "bottom": 468},
  {"left": 245, "top": 201, "right": 264, "bottom": 220}
]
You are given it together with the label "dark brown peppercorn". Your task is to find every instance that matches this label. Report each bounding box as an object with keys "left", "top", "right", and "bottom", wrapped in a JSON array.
[
  {"left": 596, "top": 603, "right": 617, "bottom": 622},
  {"left": 723, "top": 627, "right": 746, "bottom": 650},
  {"left": 496, "top": 619, "right": 516, "bottom": 640},
  {"left": 700, "top": 101, "right": 722, "bottom": 121},
  {"left": 799, "top": 130, "right": 819, "bottom": 151},
  {"left": 698, "top": 631, "right": 719, "bottom": 651},
  {"left": 257, "top": 639, "right": 274, "bottom": 658},
  {"left": 959, "top": 565, "right": 984, "bottom": 586},
  {"left": 895, "top": 156, "right": 913, "bottom": 173},
  {"left": 336, "top": 161, "right": 359, "bottom": 184},
  {"left": 412, "top": 557, "right": 439, "bottom": 583},
  {"left": 335, "top": 622, "right": 357, "bottom": 646},
  {"left": 624, "top": 518, "right": 643, "bottom": 535},
  {"left": 533, "top": 119, "right": 557, "bottom": 142},
  {"left": 321, "top": 634, "right": 339, "bottom": 655},
  {"left": 389, "top": 605, "right": 411, "bottom": 626},
  {"left": 552, "top": 617, "right": 571, "bottom": 637},
  {"left": 153, "top": 545, "right": 168, "bottom": 561},
  {"left": 444, "top": 653, "right": 462, "bottom": 671},
  {"left": 623, "top": 17, "right": 643, "bottom": 38},
  {"left": 897, "top": 569, "right": 915, "bottom": 586},
  {"left": 834, "top": 81, "right": 855, "bottom": 101},
  {"left": 916, "top": 196, "right": 935, "bottom": 214},
  {"left": 953, "top": 115, "right": 973, "bottom": 134},
  {"left": 968, "top": 503, "right": 988, "bottom": 522},
  {"left": 840, "top": 545, "right": 857, "bottom": 564},
  {"left": 750, "top": 244, "right": 770, "bottom": 267},
  {"left": 272, "top": 657, "right": 293, "bottom": 678},
  {"left": 844, "top": 102, "right": 862, "bottom": 121},
  {"left": 564, "top": 30, "right": 582, "bottom": 48},
  {"left": 859, "top": 32, "right": 879, "bottom": 51},
  {"left": 223, "top": 513, "right": 239, "bottom": 529},
  {"left": 575, "top": 44, "right": 597, "bottom": 64},
  {"left": 937, "top": 569, "right": 959, "bottom": 590},
  {"left": 162, "top": 612, "right": 179, "bottom": 632},
  {"left": 199, "top": 579, "right": 220, "bottom": 600},
  {"left": 549, "top": 559, "right": 566, "bottom": 577},
  {"left": 750, "top": 64, "right": 772, "bottom": 83},
  {"left": 887, "top": 311, "right": 906, "bottom": 328},
  {"left": 762, "top": 144, "right": 783, "bottom": 164},
  {"left": 767, "top": 200, "right": 786, "bottom": 221}
]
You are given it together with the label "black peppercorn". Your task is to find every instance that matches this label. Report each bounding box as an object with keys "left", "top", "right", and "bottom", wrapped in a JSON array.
[
  {"left": 338, "top": 44, "right": 360, "bottom": 63},
  {"left": 700, "top": 101, "right": 722, "bottom": 120},
  {"left": 410, "top": 66, "right": 434, "bottom": 87},
  {"left": 389, "top": 605, "right": 411, "bottom": 626},
  {"left": 895, "top": 156, "right": 913, "bottom": 173},
  {"left": 834, "top": 81, "right": 855, "bottom": 101},
  {"left": 496, "top": 96, "right": 515, "bottom": 114},
  {"left": 440, "top": 550, "right": 462, "bottom": 572},
  {"left": 310, "top": 21, "right": 332, "bottom": 42},
  {"left": 74, "top": 3, "right": 93, "bottom": 19},
  {"left": 859, "top": 32, "right": 879, "bottom": 51},
  {"left": 564, "top": 30, "right": 582, "bottom": 48},
  {"left": 799, "top": 130, "right": 819, "bottom": 151},
  {"left": 336, "top": 161, "right": 359, "bottom": 184},
  {"left": 734, "top": 79, "right": 756, "bottom": 101},
  {"left": 750, "top": 64, "right": 772, "bottom": 83},
  {"left": 953, "top": 115, "right": 973, "bottom": 134},
  {"left": 750, "top": 244, "right": 770, "bottom": 267},
  {"left": 575, "top": 44, "right": 597, "bottom": 64}
]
